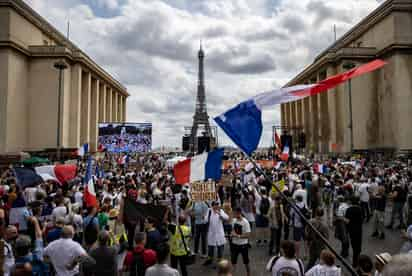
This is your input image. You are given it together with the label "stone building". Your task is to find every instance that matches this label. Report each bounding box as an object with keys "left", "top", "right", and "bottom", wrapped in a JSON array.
[
  {"left": 281, "top": 0, "right": 412, "bottom": 153},
  {"left": 0, "top": 0, "right": 128, "bottom": 154}
]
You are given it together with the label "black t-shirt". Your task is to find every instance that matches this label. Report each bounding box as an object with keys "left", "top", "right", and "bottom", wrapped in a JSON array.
[
  {"left": 394, "top": 186, "right": 407, "bottom": 203},
  {"left": 345, "top": 205, "right": 363, "bottom": 233}
]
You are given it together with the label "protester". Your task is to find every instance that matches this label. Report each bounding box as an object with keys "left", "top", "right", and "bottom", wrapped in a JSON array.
[
  {"left": 304, "top": 249, "right": 341, "bottom": 276},
  {"left": 305, "top": 208, "right": 329, "bottom": 271},
  {"left": 217, "top": 259, "right": 233, "bottom": 276},
  {"left": 372, "top": 186, "right": 386, "bottom": 240},
  {"left": 345, "top": 196, "right": 364, "bottom": 267},
  {"left": 268, "top": 194, "right": 285, "bottom": 255},
  {"left": 44, "top": 225, "right": 93, "bottom": 276},
  {"left": 145, "top": 243, "right": 179, "bottom": 276},
  {"left": 266, "top": 240, "right": 304, "bottom": 276},
  {"left": 169, "top": 215, "right": 191, "bottom": 276},
  {"left": 382, "top": 254, "right": 412, "bottom": 276},
  {"left": 290, "top": 195, "right": 307, "bottom": 259},
  {"left": 230, "top": 207, "right": 251, "bottom": 276},
  {"left": 374, "top": 252, "right": 392, "bottom": 276},
  {"left": 87, "top": 230, "right": 118, "bottom": 276},
  {"left": 144, "top": 217, "right": 162, "bottom": 251},
  {"left": 123, "top": 231, "right": 157, "bottom": 276},
  {"left": 204, "top": 201, "right": 229, "bottom": 266},
  {"left": 192, "top": 200, "right": 209, "bottom": 258},
  {"left": 357, "top": 254, "right": 374, "bottom": 276}
]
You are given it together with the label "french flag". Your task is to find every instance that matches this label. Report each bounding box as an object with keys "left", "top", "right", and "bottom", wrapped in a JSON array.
[
  {"left": 280, "top": 145, "right": 289, "bottom": 161},
  {"left": 174, "top": 148, "right": 224, "bottom": 185},
  {"left": 84, "top": 156, "right": 98, "bottom": 207},
  {"left": 34, "top": 164, "right": 77, "bottom": 185},
  {"left": 214, "top": 60, "right": 386, "bottom": 156},
  {"left": 314, "top": 163, "right": 327, "bottom": 174},
  {"left": 77, "top": 143, "right": 89, "bottom": 157}
]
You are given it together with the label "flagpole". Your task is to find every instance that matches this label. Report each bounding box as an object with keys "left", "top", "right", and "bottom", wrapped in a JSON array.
[{"left": 245, "top": 156, "right": 359, "bottom": 276}]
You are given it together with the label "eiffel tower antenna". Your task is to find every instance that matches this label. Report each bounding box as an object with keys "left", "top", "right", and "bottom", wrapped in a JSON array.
[{"left": 189, "top": 43, "right": 213, "bottom": 153}]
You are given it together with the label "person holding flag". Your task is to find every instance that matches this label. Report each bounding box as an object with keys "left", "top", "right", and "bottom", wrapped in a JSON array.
[{"left": 84, "top": 156, "right": 98, "bottom": 208}]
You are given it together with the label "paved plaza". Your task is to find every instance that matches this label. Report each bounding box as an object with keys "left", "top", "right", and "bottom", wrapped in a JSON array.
[{"left": 189, "top": 204, "right": 404, "bottom": 276}]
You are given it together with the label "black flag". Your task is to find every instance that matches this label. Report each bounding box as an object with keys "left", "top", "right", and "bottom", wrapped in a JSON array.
[{"left": 123, "top": 198, "right": 167, "bottom": 224}]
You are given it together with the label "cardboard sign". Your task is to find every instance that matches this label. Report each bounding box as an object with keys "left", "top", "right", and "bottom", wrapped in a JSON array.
[
  {"left": 223, "top": 160, "right": 277, "bottom": 170},
  {"left": 191, "top": 182, "right": 218, "bottom": 202}
]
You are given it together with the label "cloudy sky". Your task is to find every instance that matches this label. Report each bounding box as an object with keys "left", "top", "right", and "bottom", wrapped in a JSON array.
[{"left": 25, "top": 0, "right": 383, "bottom": 148}]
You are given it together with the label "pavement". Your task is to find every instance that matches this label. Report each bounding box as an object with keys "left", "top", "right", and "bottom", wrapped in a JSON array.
[{"left": 187, "top": 203, "right": 405, "bottom": 276}]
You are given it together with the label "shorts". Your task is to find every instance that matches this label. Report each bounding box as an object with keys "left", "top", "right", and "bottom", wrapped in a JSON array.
[
  {"left": 293, "top": 227, "right": 305, "bottom": 241},
  {"left": 230, "top": 243, "right": 250, "bottom": 265},
  {"left": 255, "top": 214, "right": 269, "bottom": 228}
]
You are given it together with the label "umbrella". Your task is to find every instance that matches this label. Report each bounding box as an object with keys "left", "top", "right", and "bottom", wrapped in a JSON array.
[{"left": 22, "top": 157, "right": 49, "bottom": 166}]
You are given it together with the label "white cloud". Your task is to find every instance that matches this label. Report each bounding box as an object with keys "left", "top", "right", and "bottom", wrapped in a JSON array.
[{"left": 23, "top": 0, "right": 382, "bottom": 148}]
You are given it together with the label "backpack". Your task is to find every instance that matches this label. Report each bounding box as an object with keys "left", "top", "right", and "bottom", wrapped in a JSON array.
[
  {"left": 130, "top": 250, "right": 147, "bottom": 276},
  {"left": 299, "top": 205, "right": 310, "bottom": 220},
  {"left": 269, "top": 255, "right": 304, "bottom": 276},
  {"left": 84, "top": 216, "right": 98, "bottom": 245},
  {"left": 260, "top": 197, "right": 270, "bottom": 215}
]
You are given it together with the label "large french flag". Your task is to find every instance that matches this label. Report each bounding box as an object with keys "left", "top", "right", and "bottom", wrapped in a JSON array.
[
  {"left": 174, "top": 148, "right": 224, "bottom": 185},
  {"left": 215, "top": 60, "right": 386, "bottom": 156},
  {"left": 34, "top": 164, "right": 77, "bottom": 185}
]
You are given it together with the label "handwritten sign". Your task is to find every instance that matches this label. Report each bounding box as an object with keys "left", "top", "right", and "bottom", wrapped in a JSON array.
[{"left": 191, "top": 182, "right": 218, "bottom": 202}]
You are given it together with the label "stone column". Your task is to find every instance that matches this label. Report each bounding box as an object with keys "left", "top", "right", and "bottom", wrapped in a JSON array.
[
  {"left": 112, "top": 91, "right": 118, "bottom": 122},
  {"left": 69, "top": 64, "right": 82, "bottom": 147},
  {"left": 310, "top": 95, "right": 319, "bottom": 152},
  {"left": 280, "top": 104, "right": 286, "bottom": 126},
  {"left": 90, "top": 78, "right": 99, "bottom": 152},
  {"left": 291, "top": 101, "right": 297, "bottom": 128},
  {"left": 99, "top": 83, "right": 106, "bottom": 123},
  {"left": 122, "top": 97, "right": 127, "bottom": 122},
  {"left": 106, "top": 87, "right": 112, "bottom": 122},
  {"left": 285, "top": 103, "right": 291, "bottom": 129},
  {"left": 80, "top": 71, "right": 91, "bottom": 145},
  {"left": 117, "top": 94, "right": 122, "bottom": 121},
  {"left": 303, "top": 97, "right": 311, "bottom": 151}
]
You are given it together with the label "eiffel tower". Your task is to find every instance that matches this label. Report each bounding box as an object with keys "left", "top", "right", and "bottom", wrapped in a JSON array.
[{"left": 189, "top": 43, "right": 213, "bottom": 153}]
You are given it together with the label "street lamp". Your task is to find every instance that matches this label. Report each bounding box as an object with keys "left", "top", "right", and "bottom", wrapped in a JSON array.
[
  {"left": 54, "top": 60, "right": 68, "bottom": 162},
  {"left": 342, "top": 61, "right": 356, "bottom": 153}
]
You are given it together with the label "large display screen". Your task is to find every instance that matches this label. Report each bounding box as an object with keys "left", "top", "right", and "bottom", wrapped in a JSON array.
[{"left": 98, "top": 123, "right": 152, "bottom": 153}]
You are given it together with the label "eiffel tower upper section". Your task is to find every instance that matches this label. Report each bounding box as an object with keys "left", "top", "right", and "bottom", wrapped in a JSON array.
[{"left": 190, "top": 43, "right": 213, "bottom": 151}]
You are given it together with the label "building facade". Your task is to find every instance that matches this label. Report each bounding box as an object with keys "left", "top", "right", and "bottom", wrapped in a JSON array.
[
  {"left": 281, "top": 0, "right": 412, "bottom": 153},
  {"left": 0, "top": 0, "right": 128, "bottom": 154}
]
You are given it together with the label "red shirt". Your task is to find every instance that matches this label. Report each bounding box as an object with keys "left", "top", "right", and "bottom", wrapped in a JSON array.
[{"left": 124, "top": 244, "right": 157, "bottom": 269}]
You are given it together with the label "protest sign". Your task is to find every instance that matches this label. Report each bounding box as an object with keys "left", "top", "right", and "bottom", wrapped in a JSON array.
[{"left": 191, "top": 181, "right": 218, "bottom": 202}]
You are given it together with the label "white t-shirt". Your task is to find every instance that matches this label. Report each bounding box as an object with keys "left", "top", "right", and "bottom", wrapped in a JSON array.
[
  {"left": 74, "top": 191, "right": 83, "bottom": 207},
  {"left": 266, "top": 256, "right": 304, "bottom": 276},
  {"left": 52, "top": 206, "right": 68, "bottom": 221},
  {"left": 44, "top": 238, "right": 86, "bottom": 276},
  {"left": 358, "top": 183, "right": 370, "bottom": 202},
  {"left": 305, "top": 264, "right": 341, "bottom": 276},
  {"left": 3, "top": 241, "right": 14, "bottom": 276},
  {"left": 232, "top": 217, "right": 251, "bottom": 245},
  {"left": 145, "top": 264, "right": 180, "bottom": 276}
]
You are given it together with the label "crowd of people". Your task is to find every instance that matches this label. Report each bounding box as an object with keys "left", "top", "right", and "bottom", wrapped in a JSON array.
[{"left": 1, "top": 151, "right": 412, "bottom": 276}]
